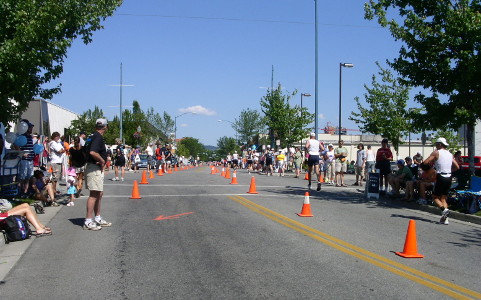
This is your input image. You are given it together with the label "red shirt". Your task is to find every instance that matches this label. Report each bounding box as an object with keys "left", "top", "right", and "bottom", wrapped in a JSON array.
[{"left": 376, "top": 147, "right": 393, "bottom": 162}]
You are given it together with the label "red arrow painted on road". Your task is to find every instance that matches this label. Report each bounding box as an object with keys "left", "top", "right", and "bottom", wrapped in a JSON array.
[{"left": 153, "top": 212, "right": 194, "bottom": 220}]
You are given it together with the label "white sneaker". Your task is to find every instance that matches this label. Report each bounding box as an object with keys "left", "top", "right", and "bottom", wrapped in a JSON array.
[
  {"left": 95, "top": 218, "right": 112, "bottom": 227},
  {"left": 83, "top": 221, "right": 102, "bottom": 231},
  {"left": 440, "top": 209, "right": 450, "bottom": 224},
  {"left": 121, "top": 177, "right": 124, "bottom": 182},
  {"left": 66, "top": 202, "right": 74, "bottom": 207},
  {"left": 443, "top": 217, "right": 449, "bottom": 225},
  {"left": 112, "top": 177, "right": 119, "bottom": 181}
]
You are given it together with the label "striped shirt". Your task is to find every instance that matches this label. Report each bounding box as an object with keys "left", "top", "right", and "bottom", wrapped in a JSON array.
[{"left": 20, "top": 134, "right": 34, "bottom": 161}]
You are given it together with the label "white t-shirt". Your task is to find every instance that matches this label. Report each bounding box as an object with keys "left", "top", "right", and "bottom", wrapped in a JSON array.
[
  {"left": 307, "top": 139, "right": 321, "bottom": 156},
  {"left": 366, "top": 149, "right": 375, "bottom": 162},
  {"left": 49, "top": 141, "right": 64, "bottom": 164},
  {"left": 326, "top": 150, "right": 335, "bottom": 162},
  {"left": 146, "top": 146, "right": 153, "bottom": 156}
]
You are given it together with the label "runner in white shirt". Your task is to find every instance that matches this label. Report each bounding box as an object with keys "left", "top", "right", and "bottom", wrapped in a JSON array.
[
  {"left": 423, "top": 137, "right": 459, "bottom": 225},
  {"left": 305, "top": 132, "right": 324, "bottom": 191}
]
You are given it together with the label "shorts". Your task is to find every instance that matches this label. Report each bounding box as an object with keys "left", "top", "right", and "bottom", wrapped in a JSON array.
[
  {"left": 335, "top": 161, "right": 348, "bottom": 173},
  {"left": 233, "top": 159, "right": 239, "bottom": 165},
  {"left": 265, "top": 158, "right": 273, "bottom": 166},
  {"left": 433, "top": 174, "right": 452, "bottom": 196},
  {"left": 85, "top": 163, "right": 104, "bottom": 192},
  {"left": 115, "top": 157, "right": 126, "bottom": 167},
  {"left": 355, "top": 165, "right": 364, "bottom": 176},
  {"left": 51, "top": 163, "right": 62, "bottom": 182},
  {"left": 18, "top": 160, "right": 34, "bottom": 180},
  {"left": 307, "top": 155, "right": 320, "bottom": 167},
  {"left": 376, "top": 161, "right": 391, "bottom": 176}
]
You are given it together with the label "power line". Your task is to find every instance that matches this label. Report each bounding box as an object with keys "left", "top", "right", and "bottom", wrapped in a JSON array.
[{"left": 115, "top": 13, "right": 381, "bottom": 29}]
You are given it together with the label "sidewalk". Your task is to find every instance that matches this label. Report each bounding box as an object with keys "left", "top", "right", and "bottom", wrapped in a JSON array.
[{"left": 0, "top": 204, "right": 61, "bottom": 281}]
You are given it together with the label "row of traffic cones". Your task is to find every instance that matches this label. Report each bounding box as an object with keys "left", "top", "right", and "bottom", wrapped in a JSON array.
[{"left": 133, "top": 165, "right": 424, "bottom": 259}]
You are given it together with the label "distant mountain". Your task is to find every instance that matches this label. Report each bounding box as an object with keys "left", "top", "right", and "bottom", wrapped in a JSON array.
[{"left": 204, "top": 145, "right": 218, "bottom": 151}]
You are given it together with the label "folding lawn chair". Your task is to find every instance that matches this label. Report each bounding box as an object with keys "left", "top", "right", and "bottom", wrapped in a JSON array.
[{"left": 455, "top": 176, "right": 481, "bottom": 214}]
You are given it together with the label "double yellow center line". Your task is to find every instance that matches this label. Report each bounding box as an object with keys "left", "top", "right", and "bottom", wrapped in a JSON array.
[{"left": 228, "top": 195, "right": 481, "bottom": 300}]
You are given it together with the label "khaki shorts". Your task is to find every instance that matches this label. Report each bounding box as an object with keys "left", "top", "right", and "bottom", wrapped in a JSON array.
[
  {"left": 51, "top": 163, "right": 62, "bottom": 182},
  {"left": 355, "top": 165, "right": 364, "bottom": 176},
  {"left": 85, "top": 163, "right": 104, "bottom": 192},
  {"left": 335, "top": 161, "right": 347, "bottom": 173}
]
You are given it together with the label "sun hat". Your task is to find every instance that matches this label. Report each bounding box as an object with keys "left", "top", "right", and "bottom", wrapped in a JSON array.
[
  {"left": 435, "top": 137, "right": 449, "bottom": 146},
  {"left": 66, "top": 167, "right": 77, "bottom": 177}
]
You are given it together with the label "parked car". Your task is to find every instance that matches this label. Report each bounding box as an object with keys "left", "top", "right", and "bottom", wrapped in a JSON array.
[
  {"left": 460, "top": 156, "right": 481, "bottom": 176},
  {"left": 132, "top": 154, "right": 149, "bottom": 169}
]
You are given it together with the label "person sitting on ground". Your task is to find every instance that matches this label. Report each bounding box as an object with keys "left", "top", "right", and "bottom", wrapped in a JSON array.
[
  {"left": 403, "top": 163, "right": 436, "bottom": 202},
  {"left": 388, "top": 159, "right": 413, "bottom": 197},
  {"left": 0, "top": 203, "right": 52, "bottom": 235},
  {"left": 28, "top": 170, "right": 58, "bottom": 206}
]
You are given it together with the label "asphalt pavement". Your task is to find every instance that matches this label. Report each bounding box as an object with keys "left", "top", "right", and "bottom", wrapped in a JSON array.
[{"left": 0, "top": 166, "right": 480, "bottom": 299}]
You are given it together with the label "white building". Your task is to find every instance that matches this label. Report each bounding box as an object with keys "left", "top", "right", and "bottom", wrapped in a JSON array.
[{"left": 20, "top": 98, "right": 79, "bottom": 137}]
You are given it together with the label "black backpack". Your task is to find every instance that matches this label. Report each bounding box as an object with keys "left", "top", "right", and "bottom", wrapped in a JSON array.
[{"left": 1, "top": 215, "right": 32, "bottom": 244}]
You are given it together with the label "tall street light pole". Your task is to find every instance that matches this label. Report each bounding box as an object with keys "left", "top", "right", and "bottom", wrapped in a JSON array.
[
  {"left": 218, "top": 119, "right": 237, "bottom": 144},
  {"left": 300, "top": 93, "right": 311, "bottom": 114},
  {"left": 174, "top": 112, "right": 196, "bottom": 146},
  {"left": 314, "top": 0, "right": 319, "bottom": 139},
  {"left": 339, "top": 62, "right": 354, "bottom": 142},
  {"left": 110, "top": 63, "right": 133, "bottom": 143}
]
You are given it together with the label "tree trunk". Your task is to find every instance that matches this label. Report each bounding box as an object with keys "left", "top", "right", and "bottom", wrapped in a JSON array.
[{"left": 466, "top": 123, "right": 475, "bottom": 176}]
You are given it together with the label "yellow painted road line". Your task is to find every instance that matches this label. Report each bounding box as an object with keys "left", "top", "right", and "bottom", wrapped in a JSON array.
[{"left": 229, "top": 195, "right": 481, "bottom": 300}]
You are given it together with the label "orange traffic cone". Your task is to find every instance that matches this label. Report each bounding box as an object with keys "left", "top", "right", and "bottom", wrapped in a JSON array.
[
  {"left": 49, "top": 166, "right": 53, "bottom": 173},
  {"left": 395, "top": 220, "right": 424, "bottom": 258},
  {"left": 157, "top": 168, "right": 164, "bottom": 176},
  {"left": 210, "top": 166, "right": 216, "bottom": 174},
  {"left": 304, "top": 172, "right": 310, "bottom": 180},
  {"left": 129, "top": 180, "right": 142, "bottom": 199},
  {"left": 140, "top": 170, "right": 149, "bottom": 184},
  {"left": 221, "top": 167, "right": 225, "bottom": 177},
  {"left": 297, "top": 192, "right": 314, "bottom": 217},
  {"left": 247, "top": 176, "right": 258, "bottom": 194},
  {"left": 168, "top": 167, "right": 173, "bottom": 174},
  {"left": 320, "top": 173, "right": 324, "bottom": 183},
  {"left": 230, "top": 171, "right": 239, "bottom": 185},
  {"left": 149, "top": 170, "right": 155, "bottom": 179},
  {"left": 225, "top": 168, "right": 231, "bottom": 179},
  {"left": 174, "top": 165, "right": 178, "bottom": 172}
]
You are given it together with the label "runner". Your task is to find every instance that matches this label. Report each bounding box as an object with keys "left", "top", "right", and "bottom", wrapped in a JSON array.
[
  {"left": 423, "top": 137, "right": 459, "bottom": 225},
  {"left": 305, "top": 132, "right": 324, "bottom": 191}
]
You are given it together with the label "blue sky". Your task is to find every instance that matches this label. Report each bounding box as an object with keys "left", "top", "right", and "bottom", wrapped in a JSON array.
[{"left": 51, "top": 0, "right": 403, "bottom": 146}]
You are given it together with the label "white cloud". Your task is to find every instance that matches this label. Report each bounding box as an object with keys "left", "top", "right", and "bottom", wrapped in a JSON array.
[
  {"left": 179, "top": 105, "right": 216, "bottom": 116},
  {"left": 180, "top": 123, "right": 188, "bottom": 128},
  {"left": 319, "top": 113, "right": 325, "bottom": 120}
]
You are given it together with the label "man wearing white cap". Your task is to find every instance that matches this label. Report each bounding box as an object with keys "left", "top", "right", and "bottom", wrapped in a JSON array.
[
  {"left": 83, "top": 119, "right": 111, "bottom": 231},
  {"left": 423, "top": 137, "right": 459, "bottom": 225},
  {"left": 305, "top": 132, "right": 324, "bottom": 191}
]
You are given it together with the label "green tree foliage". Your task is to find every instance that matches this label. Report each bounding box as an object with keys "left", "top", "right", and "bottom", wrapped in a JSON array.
[
  {"left": 365, "top": 0, "right": 481, "bottom": 172},
  {"left": 67, "top": 106, "right": 105, "bottom": 137},
  {"left": 145, "top": 108, "right": 174, "bottom": 143},
  {"left": 430, "top": 130, "right": 463, "bottom": 155},
  {"left": 260, "top": 84, "right": 314, "bottom": 148},
  {"left": 350, "top": 62, "right": 412, "bottom": 154},
  {"left": 216, "top": 136, "right": 239, "bottom": 157},
  {"left": 177, "top": 137, "right": 205, "bottom": 159},
  {"left": 233, "top": 108, "right": 266, "bottom": 146},
  {"left": 0, "top": 0, "right": 123, "bottom": 124}
]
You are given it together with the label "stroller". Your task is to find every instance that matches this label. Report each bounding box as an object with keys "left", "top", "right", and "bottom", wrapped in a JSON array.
[{"left": 0, "top": 150, "right": 22, "bottom": 199}]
